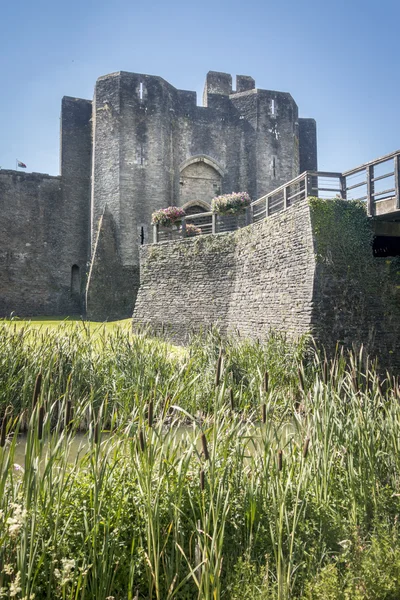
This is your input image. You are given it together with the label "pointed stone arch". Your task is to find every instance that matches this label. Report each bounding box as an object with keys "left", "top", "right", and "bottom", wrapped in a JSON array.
[
  {"left": 179, "top": 155, "right": 224, "bottom": 207},
  {"left": 182, "top": 199, "right": 211, "bottom": 214},
  {"left": 179, "top": 155, "right": 225, "bottom": 177}
]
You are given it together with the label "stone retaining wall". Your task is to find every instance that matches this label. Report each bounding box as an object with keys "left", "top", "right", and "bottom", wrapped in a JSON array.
[
  {"left": 133, "top": 200, "right": 316, "bottom": 342},
  {"left": 133, "top": 198, "right": 400, "bottom": 371}
]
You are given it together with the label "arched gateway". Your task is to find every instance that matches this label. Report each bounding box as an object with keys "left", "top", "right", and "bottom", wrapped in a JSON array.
[{"left": 179, "top": 156, "right": 224, "bottom": 210}]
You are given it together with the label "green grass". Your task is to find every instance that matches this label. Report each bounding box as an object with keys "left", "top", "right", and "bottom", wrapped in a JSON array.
[
  {"left": 0, "top": 324, "right": 400, "bottom": 599},
  {"left": 2, "top": 316, "right": 132, "bottom": 333}
]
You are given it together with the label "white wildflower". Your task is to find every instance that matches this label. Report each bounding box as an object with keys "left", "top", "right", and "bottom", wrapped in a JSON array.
[
  {"left": 79, "top": 564, "right": 92, "bottom": 577},
  {"left": 9, "top": 571, "right": 21, "bottom": 597},
  {"left": 61, "top": 558, "right": 75, "bottom": 573},
  {"left": 6, "top": 504, "right": 27, "bottom": 538},
  {"left": 59, "top": 558, "right": 75, "bottom": 586},
  {"left": 3, "top": 564, "right": 13, "bottom": 575}
]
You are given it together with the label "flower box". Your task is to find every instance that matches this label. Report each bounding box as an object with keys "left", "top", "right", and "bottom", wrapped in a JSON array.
[
  {"left": 151, "top": 206, "right": 186, "bottom": 227},
  {"left": 211, "top": 192, "right": 251, "bottom": 215},
  {"left": 185, "top": 223, "right": 202, "bottom": 237}
]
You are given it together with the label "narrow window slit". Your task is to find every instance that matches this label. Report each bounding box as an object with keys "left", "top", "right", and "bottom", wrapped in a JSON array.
[
  {"left": 139, "top": 82, "right": 143, "bottom": 100},
  {"left": 71, "top": 265, "right": 80, "bottom": 296}
]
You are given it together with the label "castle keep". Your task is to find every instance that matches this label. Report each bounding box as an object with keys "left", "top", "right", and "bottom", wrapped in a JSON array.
[{"left": 0, "top": 70, "right": 317, "bottom": 320}]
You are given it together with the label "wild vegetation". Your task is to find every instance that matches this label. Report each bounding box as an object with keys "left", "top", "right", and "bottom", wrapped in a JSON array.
[{"left": 0, "top": 320, "right": 400, "bottom": 599}]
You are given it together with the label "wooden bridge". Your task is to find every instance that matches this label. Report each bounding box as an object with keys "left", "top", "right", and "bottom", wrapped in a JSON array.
[{"left": 152, "top": 149, "right": 400, "bottom": 243}]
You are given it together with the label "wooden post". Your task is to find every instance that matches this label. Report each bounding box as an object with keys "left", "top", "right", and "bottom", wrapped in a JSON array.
[
  {"left": 181, "top": 219, "right": 187, "bottom": 238},
  {"left": 305, "top": 173, "right": 312, "bottom": 198},
  {"left": 153, "top": 223, "right": 158, "bottom": 244},
  {"left": 283, "top": 186, "right": 288, "bottom": 209},
  {"left": 366, "top": 164, "right": 374, "bottom": 216},
  {"left": 340, "top": 175, "right": 347, "bottom": 199},
  {"left": 245, "top": 206, "right": 251, "bottom": 225},
  {"left": 212, "top": 213, "right": 217, "bottom": 234},
  {"left": 395, "top": 155, "right": 400, "bottom": 210}
]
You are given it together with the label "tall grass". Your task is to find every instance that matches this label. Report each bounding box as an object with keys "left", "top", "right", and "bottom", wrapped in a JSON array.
[
  {"left": 0, "top": 322, "right": 306, "bottom": 424},
  {"left": 0, "top": 322, "right": 400, "bottom": 598}
]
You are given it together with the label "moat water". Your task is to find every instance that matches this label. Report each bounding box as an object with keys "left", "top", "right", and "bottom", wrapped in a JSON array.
[{"left": 10, "top": 422, "right": 296, "bottom": 468}]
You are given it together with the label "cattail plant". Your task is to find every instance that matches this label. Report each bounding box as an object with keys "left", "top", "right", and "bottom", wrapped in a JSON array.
[
  {"left": 201, "top": 432, "right": 210, "bottom": 461},
  {"left": 278, "top": 449, "right": 283, "bottom": 472},
  {"left": 3, "top": 322, "right": 400, "bottom": 599},
  {"left": 64, "top": 400, "right": 73, "bottom": 431},
  {"left": 262, "top": 403, "right": 267, "bottom": 424},
  {"left": 94, "top": 420, "right": 100, "bottom": 444},
  {"left": 263, "top": 370, "right": 269, "bottom": 393},
  {"left": 37, "top": 405, "right": 45, "bottom": 440},
  {"left": 138, "top": 428, "right": 146, "bottom": 452},
  {"left": 32, "top": 372, "right": 42, "bottom": 411},
  {"left": 229, "top": 388, "right": 234, "bottom": 411},
  {"left": 215, "top": 349, "right": 223, "bottom": 387}
]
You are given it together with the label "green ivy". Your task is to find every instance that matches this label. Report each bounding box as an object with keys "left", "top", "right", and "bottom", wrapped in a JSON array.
[{"left": 309, "top": 197, "right": 374, "bottom": 276}]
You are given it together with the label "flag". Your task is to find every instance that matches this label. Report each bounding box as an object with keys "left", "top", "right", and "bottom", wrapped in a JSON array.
[{"left": 17, "top": 161, "right": 27, "bottom": 168}]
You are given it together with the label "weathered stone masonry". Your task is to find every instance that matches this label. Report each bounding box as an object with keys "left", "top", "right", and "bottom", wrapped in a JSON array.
[
  {"left": 0, "top": 97, "right": 92, "bottom": 317},
  {"left": 133, "top": 200, "right": 316, "bottom": 340},
  {"left": 0, "top": 172, "right": 68, "bottom": 316},
  {"left": 133, "top": 198, "right": 400, "bottom": 371},
  {"left": 0, "top": 70, "right": 317, "bottom": 320}
]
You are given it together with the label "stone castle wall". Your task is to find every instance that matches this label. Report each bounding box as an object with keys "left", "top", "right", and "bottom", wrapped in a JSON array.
[
  {"left": 133, "top": 200, "right": 316, "bottom": 341},
  {"left": 133, "top": 199, "right": 400, "bottom": 371},
  {"left": 0, "top": 171, "right": 75, "bottom": 316},
  {"left": 0, "top": 97, "right": 93, "bottom": 318}
]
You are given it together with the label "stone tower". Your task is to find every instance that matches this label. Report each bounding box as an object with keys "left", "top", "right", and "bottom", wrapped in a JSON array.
[{"left": 85, "top": 70, "right": 317, "bottom": 320}]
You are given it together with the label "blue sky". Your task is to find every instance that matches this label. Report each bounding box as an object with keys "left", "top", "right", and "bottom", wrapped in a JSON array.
[{"left": 1, "top": 0, "right": 399, "bottom": 176}]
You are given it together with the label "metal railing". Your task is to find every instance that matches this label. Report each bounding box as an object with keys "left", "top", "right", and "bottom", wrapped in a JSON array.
[{"left": 151, "top": 150, "right": 400, "bottom": 243}]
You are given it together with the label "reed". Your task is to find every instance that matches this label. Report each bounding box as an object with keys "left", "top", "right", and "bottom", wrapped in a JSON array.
[{"left": 0, "top": 320, "right": 399, "bottom": 598}]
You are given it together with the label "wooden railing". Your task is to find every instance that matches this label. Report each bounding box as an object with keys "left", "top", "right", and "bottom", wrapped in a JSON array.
[
  {"left": 342, "top": 149, "right": 400, "bottom": 215},
  {"left": 153, "top": 211, "right": 250, "bottom": 243},
  {"left": 250, "top": 171, "right": 343, "bottom": 223},
  {"left": 151, "top": 150, "right": 400, "bottom": 243}
]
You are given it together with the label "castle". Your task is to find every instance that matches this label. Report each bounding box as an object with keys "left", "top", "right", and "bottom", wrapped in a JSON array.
[{"left": 0, "top": 70, "right": 317, "bottom": 320}]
